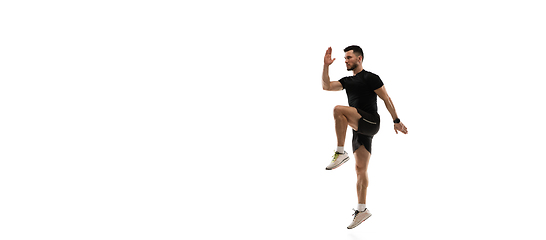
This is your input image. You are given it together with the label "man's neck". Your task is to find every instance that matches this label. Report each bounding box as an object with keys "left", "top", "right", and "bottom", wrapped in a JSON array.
[{"left": 352, "top": 66, "right": 364, "bottom": 76}]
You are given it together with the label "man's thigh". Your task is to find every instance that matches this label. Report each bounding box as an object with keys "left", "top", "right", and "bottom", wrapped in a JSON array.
[
  {"left": 334, "top": 105, "right": 362, "bottom": 130},
  {"left": 354, "top": 144, "right": 371, "bottom": 169}
]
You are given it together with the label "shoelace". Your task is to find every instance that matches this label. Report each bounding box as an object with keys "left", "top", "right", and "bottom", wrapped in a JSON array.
[
  {"left": 331, "top": 152, "right": 341, "bottom": 162},
  {"left": 351, "top": 209, "right": 360, "bottom": 219}
]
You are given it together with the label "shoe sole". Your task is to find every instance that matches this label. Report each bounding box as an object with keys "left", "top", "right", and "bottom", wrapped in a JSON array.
[
  {"left": 325, "top": 156, "right": 350, "bottom": 170},
  {"left": 347, "top": 213, "right": 372, "bottom": 229}
]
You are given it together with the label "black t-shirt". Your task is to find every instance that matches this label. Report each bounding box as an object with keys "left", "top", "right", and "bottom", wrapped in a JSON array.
[{"left": 339, "top": 70, "right": 384, "bottom": 113}]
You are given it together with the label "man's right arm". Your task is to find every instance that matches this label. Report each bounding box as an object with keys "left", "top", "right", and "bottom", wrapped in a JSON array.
[{"left": 322, "top": 47, "right": 343, "bottom": 91}]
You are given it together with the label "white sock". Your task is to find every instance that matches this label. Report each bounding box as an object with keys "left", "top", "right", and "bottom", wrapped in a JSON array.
[
  {"left": 357, "top": 204, "right": 367, "bottom": 211},
  {"left": 336, "top": 146, "right": 344, "bottom": 153}
]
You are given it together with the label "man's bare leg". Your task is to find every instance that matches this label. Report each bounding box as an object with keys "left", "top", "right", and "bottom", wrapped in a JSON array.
[
  {"left": 346, "top": 126, "right": 374, "bottom": 229},
  {"left": 326, "top": 105, "right": 362, "bottom": 170},
  {"left": 354, "top": 146, "right": 371, "bottom": 204}
]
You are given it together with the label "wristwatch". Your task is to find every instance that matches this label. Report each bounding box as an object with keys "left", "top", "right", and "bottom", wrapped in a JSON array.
[{"left": 393, "top": 118, "right": 401, "bottom": 123}]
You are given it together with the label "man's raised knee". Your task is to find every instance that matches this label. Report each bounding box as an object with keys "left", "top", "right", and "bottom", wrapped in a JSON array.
[{"left": 333, "top": 105, "right": 346, "bottom": 117}]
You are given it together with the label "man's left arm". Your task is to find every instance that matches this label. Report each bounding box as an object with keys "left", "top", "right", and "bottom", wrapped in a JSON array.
[{"left": 374, "top": 86, "right": 408, "bottom": 134}]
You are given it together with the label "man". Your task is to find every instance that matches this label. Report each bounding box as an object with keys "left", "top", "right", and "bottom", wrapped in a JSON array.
[{"left": 322, "top": 45, "right": 408, "bottom": 229}]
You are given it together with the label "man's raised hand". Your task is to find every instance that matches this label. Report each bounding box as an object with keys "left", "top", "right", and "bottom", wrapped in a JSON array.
[{"left": 324, "top": 47, "right": 336, "bottom": 66}]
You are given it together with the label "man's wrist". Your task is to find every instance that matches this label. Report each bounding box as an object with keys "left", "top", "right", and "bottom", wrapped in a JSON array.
[{"left": 393, "top": 118, "right": 400, "bottom": 123}]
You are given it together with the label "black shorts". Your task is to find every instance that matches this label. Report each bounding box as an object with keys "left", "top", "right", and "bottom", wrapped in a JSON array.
[{"left": 352, "top": 109, "right": 380, "bottom": 153}]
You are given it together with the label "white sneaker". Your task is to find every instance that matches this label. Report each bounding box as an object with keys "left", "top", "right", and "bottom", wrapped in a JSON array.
[
  {"left": 325, "top": 151, "right": 350, "bottom": 170},
  {"left": 347, "top": 208, "right": 372, "bottom": 229}
]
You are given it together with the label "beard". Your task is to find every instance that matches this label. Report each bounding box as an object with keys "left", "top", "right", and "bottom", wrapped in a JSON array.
[{"left": 346, "top": 64, "right": 356, "bottom": 71}]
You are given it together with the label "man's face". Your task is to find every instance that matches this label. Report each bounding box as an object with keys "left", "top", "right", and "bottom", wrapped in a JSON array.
[{"left": 344, "top": 50, "right": 361, "bottom": 71}]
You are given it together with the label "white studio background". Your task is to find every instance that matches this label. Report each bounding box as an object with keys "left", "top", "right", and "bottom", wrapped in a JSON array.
[{"left": 1, "top": 0, "right": 545, "bottom": 239}]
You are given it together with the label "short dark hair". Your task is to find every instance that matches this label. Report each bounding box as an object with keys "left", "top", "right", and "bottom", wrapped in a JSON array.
[{"left": 344, "top": 45, "right": 364, "bottom": 59}]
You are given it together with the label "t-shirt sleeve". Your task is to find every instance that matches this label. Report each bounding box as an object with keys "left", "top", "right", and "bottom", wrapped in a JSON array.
[
  {"left": 338, "top": 77, "right": 349, "bottom": 89},
  {"left": 370, "top": 75, "right": 384, "bottom": 90}
]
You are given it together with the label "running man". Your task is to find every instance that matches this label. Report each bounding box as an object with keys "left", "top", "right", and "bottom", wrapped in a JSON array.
[{"left": 322, "top": 45, "right": 408, "bottom": 229}]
